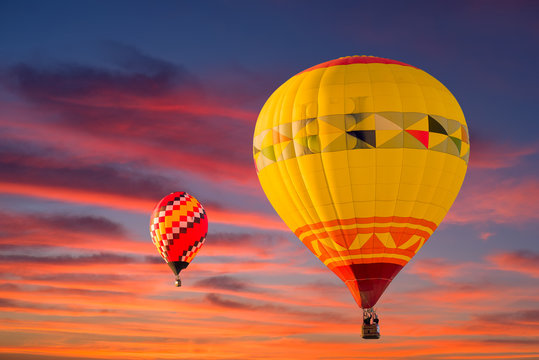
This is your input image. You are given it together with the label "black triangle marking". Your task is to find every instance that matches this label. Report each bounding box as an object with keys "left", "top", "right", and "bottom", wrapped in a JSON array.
[
  {"left": 428, "top": 116, "right": 447, "bottom": 135},
  {"left": 346, "top": 130, "right": 376, "bottom": 147}
]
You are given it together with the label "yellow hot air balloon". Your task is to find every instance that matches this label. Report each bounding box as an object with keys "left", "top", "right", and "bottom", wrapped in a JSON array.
[{"left": 253, "top": 56, "right": 469, "bottom": 329}]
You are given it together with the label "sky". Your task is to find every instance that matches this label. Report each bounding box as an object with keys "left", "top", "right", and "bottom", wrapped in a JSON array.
[{"left": 0, "top": 0, "right": 538, "bottom": 359}]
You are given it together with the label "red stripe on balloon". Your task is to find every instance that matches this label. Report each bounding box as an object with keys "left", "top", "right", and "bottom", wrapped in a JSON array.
[{"left": 299, "top": 56, "right": 417, "bottom": 75}]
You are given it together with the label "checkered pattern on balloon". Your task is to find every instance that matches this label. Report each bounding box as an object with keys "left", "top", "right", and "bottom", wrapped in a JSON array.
[{"left": 150, "top": 192, "right": 208, "bottom": 266}]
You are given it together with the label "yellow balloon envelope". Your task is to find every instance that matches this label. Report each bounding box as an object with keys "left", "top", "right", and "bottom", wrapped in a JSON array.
[{"left": 253, "top": 56, "right": 469, "bottom": 308}]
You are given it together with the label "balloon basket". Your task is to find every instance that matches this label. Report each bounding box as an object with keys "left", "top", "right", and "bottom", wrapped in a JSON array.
[{"left": 361, "top": 324, "right": 380, "bottom": 339}]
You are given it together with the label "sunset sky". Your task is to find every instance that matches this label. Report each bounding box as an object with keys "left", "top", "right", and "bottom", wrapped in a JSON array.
[{"left": 0, "top": 1, "right": 538, "bottom": 359}]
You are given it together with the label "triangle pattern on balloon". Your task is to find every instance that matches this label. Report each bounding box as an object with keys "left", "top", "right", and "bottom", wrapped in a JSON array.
[
  {"left": 346, "top": 113, "right": 376, "bottom": 131},
  {"left": 460, "top": 141, "right": 470, "bottom": 157},
  {"left": 430, "top": 138, "right": 449, "bottom": 153},
  {"left": 305, "top": 118, "right": 319, "bottom": 136},
  {"left": 256, "top": 151, "right": 275, "bottom": 170},
  {"left": 349, "top": 233, "right": 374, "bottom": 250},
  {"left": 446, "top": 137, "right": 461, "bottom": 157},
  {"left": 410, "top": 237, "right": 426, "bottom": 253},
  {"left": 404, "top": 130, "right": 428, "bottom": 148},
  {"left": 403, "top": 112, "right": 427, "bottom": 129},
  {"left": 318, "top": 114, "right": 355, "bottom": 134},
  {"left": 277, "top": 123, "right": 293, "bottom": 139},
  {"left": 449, "top": 136, "right": 462, "bottom": 153},
  {"left": 446, "top": 118, "right": 461, "bottom": 134},
  {"left": 273, "top": 129, "right": 291, "bottom": 145},
  {"left": 275, "top": 140, "right": 296, "bottom": 161},
  {"left": 318, "top": 114, "right": 347, "bottom": 133},
  {"left": 253, "top": 145, "right": 261, "bottom": 157},
  {"left": 292, "top": 137, "right": 314, "bottom": 157},
  {"left": 260, "top": 129, "right": 274, "bottom": 149},
  {"left": 376, "top": 130, "right": 402, "bottom": 147},
  {"left": 292, "top": 119, "right": 309, "bottom": 138},
  {"left": 428, "top": 115, "right": 448, "bottom": 135},
  {"left": 375, "top": 113, "right": 403, "bottom": 130},
  {"left": 428, "top": 132, "right": 447, "bottom": 149},
  {"left": 347, "top": 130, "right": 376, "bottom": 147},
  {"left": 261, "top": 145, "right": 276, "bottom": 161},
  {"left": 353, "top": 233, "right": 378, "bottom": 251},
  {"left": 396, "top": 234, "right": 424, "bottom": 250},
  {"left": 319, "top": 235, "right": 348, "bottom": 251},
  {"left": 460, "top": 125, "right": 469, "bottom": 143},
  {"left": 378, "top": 131, "right": 404, "bottom": 148},
  {"left": 253, "top": 111, "right": 469, "bottom": 172},
  {"left": 322, "top": 133, "right": 349, "bottom": 152},
  {"left": 462, "top": 149, "right": 470, "bottom": 163},
  {"left": 253, "top": 129, "right": 270, "bottom": 150},
  {"left": 405, "top": 115, "right": 429, "bottom": 131},
  {"left": 377, "top": 112, "right": 404, "bottom": 129},
  {"left": 375, "top": 232, "right": 396, "bottom": 248}
]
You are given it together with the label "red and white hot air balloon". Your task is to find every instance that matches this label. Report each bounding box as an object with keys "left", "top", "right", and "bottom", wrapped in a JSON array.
[{"left": 149, "top": 192, "right": 208, "bottom": 286}]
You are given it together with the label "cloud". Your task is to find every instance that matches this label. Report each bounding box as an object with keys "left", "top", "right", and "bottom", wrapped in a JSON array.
[
  {"left": 0, "top": 209, "right": 153, "bottom": 257},
  {"left": 407, "top": 258, "right": 475, "bottom": 283},
  {"left": 0, "top": 45, "right": 262, "bottom": 192},
  {"left": 0, "top": 210, "right": 122, "bottom": 237},
  {"left": 4, "top": 48, "right": 198, "bottom": 103},
  {"left": 0, "top": 252, "right": 142, "bottom": 265},
  {"left": 447, "top": 175, "right": 539, "bottom": 224},
  {"left": 195, "top": 275, "right": 250, "bottom": 292},
  {"left": 0, "top": 212, "right": 124, "bottom": 238},
  {"left": 488, "top": 250, "right": 539, "bottom": 278},
  {"left": 0, "top": 140, "right": 184, "bottom": 201},
  {"left": 205, "top": 293, "right": 252, "bottom": 309},
  {"left": 479, "top": 232, "right": 494, "bottom": 240},
  {"left": 469, "top": 138, "right": 538, "bottom": 170},
  {"left": 201, "top": 233, "right": 291, "bottom": 259},
  {"left": 474, "top": 308, "right": 539, "bottom": 325},
  {"left": 0, "top": 182, "right": 286, "bottom": 231}
]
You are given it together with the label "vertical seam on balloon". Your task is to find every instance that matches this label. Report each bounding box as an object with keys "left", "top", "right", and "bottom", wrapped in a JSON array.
[
  {"left": 281, "top": 70, "right": 334, "bottom": 266},
  {"left": 272, "top": 76, "right": 319, "bottom": 240},
  {"left": 315, "top": 65, "right": 351, "bottom": 274},
  {"left": 433, "top": 74, "right": 456, "bottom": 233},
  {"left": 282, "top": 75, "right": 322, "bottom": 233},
  {"left": 435, "top": 72, "right": 452, "bottom": 229},
  {"left": 386, "top": 64, "right": 406, "bottom": 274},
  {"left": 368, "top": 63, "right": 376, "bottom": 287},
  {"left": 411, "top": 69, "right": 442, "bottom": 256},
  {"left": 342, "top": 62, "right": 358, "bottom": 271},
  {"left": 403, "top": 69, "right": 426, "bottom": 259},
  {"left": 372, "top": 65, "right": 385, "bottom": 297}
]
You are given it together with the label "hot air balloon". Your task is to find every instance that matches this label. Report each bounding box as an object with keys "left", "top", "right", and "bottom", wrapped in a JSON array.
[
  {"left": 253, "top": 56, "right": 469, "bottom": 338},
  {"left": 149, "top": 192, "right": 208, "bottom": 287}
]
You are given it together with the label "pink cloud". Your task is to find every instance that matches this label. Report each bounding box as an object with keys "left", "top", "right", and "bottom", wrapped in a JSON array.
[
  {"left": 0, "top": 181, "right": 286, "bottom": 231},
  {"left": 469, "top": 139, "right": 538, "bottom": 170},
  {"left": 447, "top": 176, "right": 539, "bottom": 224},
  {"left": 406, "top": 258, "right": 478, "bottom": 283},
  {"left": 480, "top": 232, "right": 494, "bottom": 240},
  {"left": 488, "top": 250, "right": 539, "bottom": 278}
]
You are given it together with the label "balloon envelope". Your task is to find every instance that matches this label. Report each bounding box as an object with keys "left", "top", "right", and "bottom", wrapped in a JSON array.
[
  {"left": 149, "top": 192, "right": 208, "bottom": 282},
  {"left": 253, "top": 56, "right": 469, "bottom": 308}
]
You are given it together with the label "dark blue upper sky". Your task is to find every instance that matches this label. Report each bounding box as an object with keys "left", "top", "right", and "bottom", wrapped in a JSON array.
[{"left": 2, "top": 0, "right": 538, "bottom": 144}]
